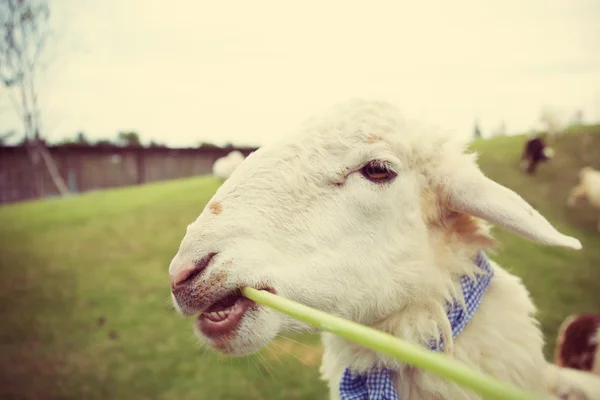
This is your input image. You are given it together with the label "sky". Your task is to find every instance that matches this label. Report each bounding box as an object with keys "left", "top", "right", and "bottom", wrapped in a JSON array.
[{"left": 1, "top": 0, "right": 600, "bottom": 147}]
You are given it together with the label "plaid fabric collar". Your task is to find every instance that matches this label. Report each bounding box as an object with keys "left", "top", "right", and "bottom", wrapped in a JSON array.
[{"left": 339, "top": 251, "right": 494, "bottom": 400}]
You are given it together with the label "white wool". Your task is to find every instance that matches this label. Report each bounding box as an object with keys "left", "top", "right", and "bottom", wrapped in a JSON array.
[
  {"left": 547, "top": 364, "right": 600, "bottom": 400},
  {"left": 171, "top": 99, "right": 583, "bottom": 399},
  {"left": 567, "top": 167, "right": 600, "bottom": 232},
  {"left": 212, "top": 150, "right": 246, "bottom": 180}
]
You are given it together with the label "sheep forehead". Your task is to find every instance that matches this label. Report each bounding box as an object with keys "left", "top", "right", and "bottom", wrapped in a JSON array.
[
  {"left": 251, "top": 99, "right": 466, "bottom": 173},
  {"left": 297, "top": 99, "right": 422, "bottom": 147},
  {"left": 214, "top": 99, "right": 468, "bottom": 211}
]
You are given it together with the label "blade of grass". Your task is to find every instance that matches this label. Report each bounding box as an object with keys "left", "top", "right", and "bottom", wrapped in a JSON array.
[{"left": 242, "top": 287, "right": 544, "bottom": 400}]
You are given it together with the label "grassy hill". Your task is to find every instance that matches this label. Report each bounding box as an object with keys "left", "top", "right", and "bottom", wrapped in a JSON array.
[{"left": 1, "top": 125, "right": 599, "bottom": 399}]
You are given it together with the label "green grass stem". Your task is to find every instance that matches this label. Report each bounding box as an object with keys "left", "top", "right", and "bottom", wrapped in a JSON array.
[{"left": 243, "top": 287, "right": 544, "bottom": 400}]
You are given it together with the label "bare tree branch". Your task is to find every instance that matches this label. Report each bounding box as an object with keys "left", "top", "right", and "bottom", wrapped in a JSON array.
[{"left": 0, "top": 0, "right": 69, "bottom": 197}]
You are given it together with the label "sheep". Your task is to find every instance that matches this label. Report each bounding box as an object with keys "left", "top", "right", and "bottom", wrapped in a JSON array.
[
  {"left": 547, "top": 364, "right": 600, "bottom": 400},
  {"left": 520, "top": 136, "right": 555, "bottom": 174},
  {"left": 567, "top": 167, "right": 600, "bottom": 232},
  {"left": 546, "top": 314, "right": 600, "bottom": 399},
  {"left": 554, "top": 314, "right": 600, "bottom": 375},
  {"left": 211, "top": 150, "right": 245, "bottom": 180},
  {"left": 169, "top": 99, "right": 583, "bottom": 400}
]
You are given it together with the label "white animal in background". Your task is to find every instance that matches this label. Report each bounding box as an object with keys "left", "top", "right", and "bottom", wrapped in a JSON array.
[
  {"left": 547, "top": 314, "right": 600, "bottom": 400},
  {"left": 567, "top": 166, "right": 600, "bottom": 232},
  {"left": 169, "top": 100, "right": 583, "bottom": 400},
  {"left": 211, "top": 150, "right": 245, "bottom": 180},
  {"left": 547, "top": 364, "right": 600, "bottom": 400}
]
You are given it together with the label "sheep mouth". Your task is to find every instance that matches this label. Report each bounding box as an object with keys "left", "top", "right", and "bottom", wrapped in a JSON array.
[{"left": 197, "top": 287, "right": 274, "bottom": 338}]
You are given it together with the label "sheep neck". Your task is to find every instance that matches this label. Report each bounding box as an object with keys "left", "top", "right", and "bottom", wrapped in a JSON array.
[{"left": 338, "top": 250, "right": 494, "bottom": 400}]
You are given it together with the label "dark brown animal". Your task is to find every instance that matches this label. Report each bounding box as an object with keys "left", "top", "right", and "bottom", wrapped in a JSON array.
[
  {"left": 554, "top": 314, "right": 600, "bottom": 375},
  {"left": 520, "top": 136, "right": 554, "bottom": 174}
]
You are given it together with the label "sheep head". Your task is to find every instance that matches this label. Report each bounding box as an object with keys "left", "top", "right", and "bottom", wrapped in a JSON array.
[{"left": 169, "top": 99, "right": 581, "bottom": 356}]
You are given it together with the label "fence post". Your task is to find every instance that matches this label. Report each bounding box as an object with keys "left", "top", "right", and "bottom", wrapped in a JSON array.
[{"left": 136, "top": 149, "right": 145, "bottom": 185}]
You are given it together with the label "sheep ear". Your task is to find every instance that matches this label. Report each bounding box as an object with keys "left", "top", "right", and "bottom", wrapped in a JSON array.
[{"left": 446, "top": 169, "right": 582, "bottom": 250}]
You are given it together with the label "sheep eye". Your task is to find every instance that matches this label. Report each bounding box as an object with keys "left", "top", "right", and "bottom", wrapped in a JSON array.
[{"left": 359, "top": 161, "right": 397, "bottom": 183}]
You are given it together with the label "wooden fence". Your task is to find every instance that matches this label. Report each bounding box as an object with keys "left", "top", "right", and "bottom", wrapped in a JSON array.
[{"left": 0, "top": 145, "right": 258, "bottom": 205}]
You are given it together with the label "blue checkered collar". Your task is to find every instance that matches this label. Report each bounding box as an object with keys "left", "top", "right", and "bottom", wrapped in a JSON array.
[{"left": 339, "top": 250, "right": 494, "bottom": 400}]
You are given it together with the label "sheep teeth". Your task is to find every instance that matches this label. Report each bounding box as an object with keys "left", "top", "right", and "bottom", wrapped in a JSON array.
[{"left": 206, "top": 309, "right": 231, "bottom": 322}]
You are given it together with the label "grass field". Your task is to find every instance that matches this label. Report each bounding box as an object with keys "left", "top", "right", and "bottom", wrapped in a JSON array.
[{"left": 1, "top": 126, "right": 599, "bottom": 399}]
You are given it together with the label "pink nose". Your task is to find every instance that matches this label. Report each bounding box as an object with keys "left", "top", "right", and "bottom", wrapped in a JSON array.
[{"left": 170, "top": 252, "right": 217, "bottom": 290}]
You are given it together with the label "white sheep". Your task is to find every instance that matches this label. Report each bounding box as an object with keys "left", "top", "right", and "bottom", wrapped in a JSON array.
[
  {"left": 169, "top": 99, "right": 583, "bottom": 400},
  {"left": 211, "top": 150, "right": 245, "bottom": 180},
  {"left": 547, "top": 364, "right": 600, "bottom": 400},
  {"left": 567, "top": 166, "right": 600, "bottom": 232}
]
